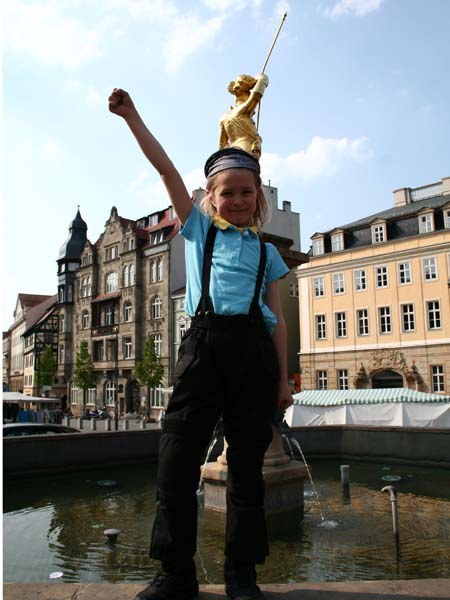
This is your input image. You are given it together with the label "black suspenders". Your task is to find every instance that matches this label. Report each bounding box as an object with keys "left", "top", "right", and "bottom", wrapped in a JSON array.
[{"left": 195, "top": 223, "right": 266, "bottom": 322}]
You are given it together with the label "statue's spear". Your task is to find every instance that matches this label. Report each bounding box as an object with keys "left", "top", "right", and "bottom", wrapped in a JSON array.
[{"left": 256, "top": 11, "right": 287, "bottom": 131}]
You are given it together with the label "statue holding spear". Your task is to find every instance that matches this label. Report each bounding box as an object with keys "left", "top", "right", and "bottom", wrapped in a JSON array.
[{"left": 218, "top": 12, "right": 287, "bottom": 159}]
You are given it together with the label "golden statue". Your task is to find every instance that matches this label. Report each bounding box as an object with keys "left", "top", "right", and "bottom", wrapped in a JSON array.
[{"left": 219, "top": 73, "right": 268, "bottom": 159}]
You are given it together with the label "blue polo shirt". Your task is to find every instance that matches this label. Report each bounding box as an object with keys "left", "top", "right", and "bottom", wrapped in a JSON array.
[{"left": 180, "top": 204, "right": 289, "bottom": 333}]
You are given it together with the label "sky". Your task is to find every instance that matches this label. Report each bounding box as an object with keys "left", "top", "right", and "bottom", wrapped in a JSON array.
[{"left": 3, "top": 0, "right": 450, "bottom": 329}]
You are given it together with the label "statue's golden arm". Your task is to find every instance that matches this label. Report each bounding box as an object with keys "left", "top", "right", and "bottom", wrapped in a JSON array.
[{"left": 233, "top": 90, "right": 263, "bottom": 119}]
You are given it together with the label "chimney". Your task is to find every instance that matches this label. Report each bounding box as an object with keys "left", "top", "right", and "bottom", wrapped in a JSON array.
[
  {"left": 282, "top": 201, "right": 291, "bottom": 212},
  {"left": 393, "top": 187, "right": 412, "bottom": 207}
]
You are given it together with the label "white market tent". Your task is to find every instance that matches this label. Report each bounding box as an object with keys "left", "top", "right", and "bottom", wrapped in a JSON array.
[
  {"left": 285, "top": 388, "right": 450, "bottom": 428},
  {"left": 3, "top": 392, "right": 60, "bottom": 404}
]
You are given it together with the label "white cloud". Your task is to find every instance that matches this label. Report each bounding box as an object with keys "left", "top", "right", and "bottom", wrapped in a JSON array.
[
  {"left": 322, "top": 0, "right": 383, "bottom": 19},
  {"left": 131, "top": 166, "right": 204, "bottom": 209},
  {"left": 203, "top": 0, "right": 262, "bottom": 12},
  {"left": 163, "top": 14, "right": 224, "bottom": 73},
  {"left": 42, "top": 140, "right": 63, "bottom": 159},
  {"left": 85, "top": 85, "right": 102, "bottom": 106},
  {"left": 4, "top": 0, "right": 101, "bottom": 69},
  {"left": 260, "top": 136, "right": 371, "bottom": 183}
]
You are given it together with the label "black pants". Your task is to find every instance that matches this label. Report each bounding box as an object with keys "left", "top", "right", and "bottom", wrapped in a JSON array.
[{"left": 149, "top": 316, "right": 279, "bottom": 566}]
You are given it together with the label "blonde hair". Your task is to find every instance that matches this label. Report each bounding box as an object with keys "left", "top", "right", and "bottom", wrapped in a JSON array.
[{"left": 202, "top": 170, "right": 270, "bottom": 232}]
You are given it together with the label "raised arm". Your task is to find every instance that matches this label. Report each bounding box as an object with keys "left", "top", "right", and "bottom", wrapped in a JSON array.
[
  {"left": 108, "top": 88, "right": 192, "bottom": 224},
  {"left": 234, "top": 74, "right": 269, "bottom": 118}
]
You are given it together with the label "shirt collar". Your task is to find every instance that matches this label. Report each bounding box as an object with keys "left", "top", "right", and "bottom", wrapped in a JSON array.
[{"left": 213, "top": 214, "right": 258, "bottom": 236}]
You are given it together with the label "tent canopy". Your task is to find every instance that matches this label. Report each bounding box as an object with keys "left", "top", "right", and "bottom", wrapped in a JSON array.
[
  {"left": 286, "top": 388, "right": 450, "bottom": 428},
  {"left": 3, "top": 392, "right": 60, "bottom": 403}
]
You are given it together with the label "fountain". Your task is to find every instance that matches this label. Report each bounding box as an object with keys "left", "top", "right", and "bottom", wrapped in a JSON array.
[{"left": 201, "top": 423, "right": 309, "bottom": 515}]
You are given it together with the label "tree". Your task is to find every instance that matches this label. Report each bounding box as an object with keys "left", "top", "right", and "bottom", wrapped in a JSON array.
[
  {"left": 73, "top": 341, "right": 96, "bottom": 410},
  {"left": 35, "top": 345, "right": 57, "bottom": 395},
  {"left": 135, "top": 337, "right": 164, "bottom": 417}
]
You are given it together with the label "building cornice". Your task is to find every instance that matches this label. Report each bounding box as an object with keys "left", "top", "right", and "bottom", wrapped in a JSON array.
[
  {"left": 301, "top": 338, "right": 450, "bottom": 355},
  {"left": 297, "top": 238, "right": 450, "bottom": 278}
]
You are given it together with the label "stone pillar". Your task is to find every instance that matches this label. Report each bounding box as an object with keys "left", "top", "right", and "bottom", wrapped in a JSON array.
[{"left": 202, "top": 427, "right": 308, "bottom": 515}]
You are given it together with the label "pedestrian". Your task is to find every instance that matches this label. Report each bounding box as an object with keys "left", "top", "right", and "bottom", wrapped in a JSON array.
[{"left": 109, "top": 88, "right": 293, "bottom": 600}]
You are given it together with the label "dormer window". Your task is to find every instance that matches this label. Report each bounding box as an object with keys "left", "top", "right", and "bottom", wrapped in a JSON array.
[
  {"left": 444, "top": 208, "right": 450, "bottom": 229},
  {"left": 331, "top": 233, "right": 344, "bottom": 252},
  {"left": 312, "top": 237, "right": 324, "bottom": 256},
  {"left": 371, "top": 223, "right": 386, "bottom": 244},
  {"left": 418, "top": 212, "right": 434, "bottom": 234},
  {"left": 150, "top": 214, "right": 159, "bottom": 226}
]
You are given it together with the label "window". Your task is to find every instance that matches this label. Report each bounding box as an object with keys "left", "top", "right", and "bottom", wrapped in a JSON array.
[
  {"left": 105, "top": 272, "right": 119, "bottom": 292},
  {"left": 60, "top": 314, "right": 65, "bottom": 333},
  {"left": 123, "top": 237, "right": 135, "bottom": 252},
  {"left": 59, "top": 343, "right": 65, "bottom": 363},
  {"left": 177, "top": 319, "right": 187, "bottom": 344},
  {"left": 444, "top": 209, "right": 450, "bottom": 229},
  {"left": 289, "top": 282, "right": 299, "bottom": 297},
  {"left": 150, "top": 387, "right": 164, "bottom": 407},
  {"left": 354, "top": 270, "right": 367, "bottom": 292},
  {"left": 81, "top": 276, "right": 92, "bottom": 297},
  {"left": 86, "top": 388, "right": 96, "bottom": 406},
  {"left": 106, "top": 339, "right": 117, "bottom": 361},
  {"left": 419, "top": 213, "right": 434, "bottom": 234},
  {"left": 150, "top": 214, "right": 159, "bottom": 226},
  {"left": 312, "top": 238, "right": 324, "bottom": 256},
  {"left": 157, "top": 258, "right": 163, "bottom": 281},
  {"left": 401, "top": 304, "right": 415, "bottom": 332},
  {"left": 151, "top": 297, "right": 162, "bottom": 319},
  {"left": 431, "top": 365, "right": 445, "bottom": 392},
  {"left": 81, "top": 254, "right": 92, "bottom": 266},
  {"left": 152, "top": 231, "right": 163, "bottom": 245},
  {"left": 123, "top": 264, "right": 135, "bottom": 287},
  {"left": 70, "top": 382, "right": 78, "bottom": 405},
  {"left": 356, "top": 308, "right": 369, "bottom": 336},
  {"left": 93, "top": 341, "right": 104, "bottom": 362},
  {"left": 67, "top": 285, "right": 73, "bottom": 302},
  {"left": 315, "top": 315, "right": 326, "bottom": 340},
  {"left": 423, "top": 257, "right": 437, "bottom": 281},
  {"left": 105, "top": 245, "right": 118, "bottom": 261},
  {"left": 151, "top": 258, "right": 163, "bottom": 283},
  {"left": 337, "top": 369, "right": 349, "bottom": 390},
  {"left": 316, "top": 370, "right": 328, "bottom": 390},
  {"left": 372, "top": 223, "right": 386, "bottom": 244},
  {"left": 333, "top": 273, "right": 345, "bottom": 294},
  {"left": 398, "top": 262, "right": 412, "bottom": 285},
  {"left": 314, "top": 276, "right": 325, "bottom": 298},
  {"left": 124, "top": 302, "right": 132, "bottom": 322},
  {"left": 335, "top": 312, "right": 347, "bottom": 338},
  {"left": 105, "top": 306, "right": 114, "bottom": 326},
  {"left": 378, "top": 306, "right": 392, "bottom": 334},
  {"left": 82, "top": 310, "right": 89, "bottom": 329},
  {"left": 427, "top": 300, "right": 441, "bottom": 330},
  {"left": 178, "top": 298, "right": 185, "bottom": 311},
  {"left": 151, "top": 259, "right": 157, "bottom": 283},
  {"left": 152, "top": 334, "right": 162, "bottom": 356},
  {"left": 331, "top": 233, "right": 344, "bottom": 252},
  {"left": 123, "top": 337, "right": 132, "bottom": 359},
  {"left": 375, "top": 265, "right": 389, "bottom": 288},
  {"left": 105, "top": 380, "right": 116, "bottom": 406}
]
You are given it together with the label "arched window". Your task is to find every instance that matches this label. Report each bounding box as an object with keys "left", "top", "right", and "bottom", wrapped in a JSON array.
[
  {"left": 105, "top": 272, "right": 118, "bottom": 292},
  {"left": 82, "top": 310, "right": 89, "bottom": 329},
  {"left": 104, "top": 380, "right": 116, "bottom": 406},
  {"left": 151, "top": 296, "right": 162, "bottom": 319},
  {"left": 123, "top": 302, "right": 132, "bottom": 322},
  {"left": 157, "top": 258, "right": 163, "bottom": 281},
  {"left": 123, "top": 265, "right": 129, "bottom": 288}
]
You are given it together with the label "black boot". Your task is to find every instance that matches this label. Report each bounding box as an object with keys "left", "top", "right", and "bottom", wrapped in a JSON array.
[
  {"left": 134, "top": 561, "right": 199, "bottom": 600},
  {"left": 224, "top": 559, "right": 265, "bottom": 600}
]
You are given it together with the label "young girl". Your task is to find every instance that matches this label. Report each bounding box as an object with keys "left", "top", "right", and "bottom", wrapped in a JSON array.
[{"left": 109, "top": 88, "right": 293, "bottom": 600}]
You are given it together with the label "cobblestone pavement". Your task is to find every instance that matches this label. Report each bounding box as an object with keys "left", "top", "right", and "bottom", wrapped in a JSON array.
[{"left": 4, "top": 580, "right": 450, "bottom": 600}]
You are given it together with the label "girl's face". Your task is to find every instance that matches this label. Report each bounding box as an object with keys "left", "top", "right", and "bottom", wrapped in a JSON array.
[{"left": 207, "top": 169, "right": 259, "bottom": 228}]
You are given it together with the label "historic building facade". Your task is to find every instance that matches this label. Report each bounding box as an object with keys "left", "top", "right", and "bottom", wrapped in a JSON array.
[
  {"left": 298, "top": 176, "right": 450, "bottom": 393},
  {"left": 7, "top": 294, "right": 53, "bottom": 392}
]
